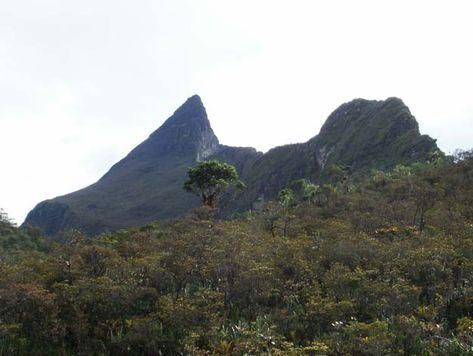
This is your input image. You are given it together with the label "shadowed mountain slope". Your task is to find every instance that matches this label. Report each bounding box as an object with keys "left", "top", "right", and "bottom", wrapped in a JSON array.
[
  {"left": 24, "top": 96, "right": 438, "bottom": 236},
  {"left": 222, "top": 97, "right": 438, "bottom": 212}
]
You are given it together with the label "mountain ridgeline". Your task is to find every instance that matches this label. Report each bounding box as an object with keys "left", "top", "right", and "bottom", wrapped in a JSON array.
[{"left": 24, "top": 95, "right": 438, "bottom": 236}]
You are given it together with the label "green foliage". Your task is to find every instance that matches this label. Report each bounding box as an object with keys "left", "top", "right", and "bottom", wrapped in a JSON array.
[
  {"left": 278, "top": 188, "right": 295, "bottom": 208},
  {"left": 0, "top": 209, "right": 49, "bottom": 254},
  {"left": 0, "top": 151, "right": 472, "bottom": 354},
  {"left": 184, "top": 160, "right": 245, "bottom": 208}
]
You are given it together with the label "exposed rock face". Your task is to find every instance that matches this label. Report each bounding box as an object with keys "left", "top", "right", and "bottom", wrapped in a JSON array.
[
  {"left": 315, "top": 145, "right": 334, "bottom": 170},
  {"left": 23, "top": 96, "right": 439, "bottom": 236},
  {"left": 111, "top": 95, "right": 219, "bottom": 164}
]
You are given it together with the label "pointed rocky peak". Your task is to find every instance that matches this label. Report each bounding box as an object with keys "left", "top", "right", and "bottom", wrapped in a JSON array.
[
  {"left": 174, "top": 94, "right": 205, "bottom": 116},
  {"left": 124, "top": 95, "right": 220, "bottom": 162},
  {"left": 159, "top": 94, "right": 207, "bottom": 130}
]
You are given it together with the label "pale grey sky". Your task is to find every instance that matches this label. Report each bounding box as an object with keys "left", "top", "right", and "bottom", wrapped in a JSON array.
[{"left": 1, "top": 0, "right": 472, "bottom": 224}]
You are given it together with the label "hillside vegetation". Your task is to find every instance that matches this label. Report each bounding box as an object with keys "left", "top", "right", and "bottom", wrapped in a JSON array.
[
  {"left": 2, "top": 151, "right": 473, "bottom": 355},
  {"left": 23, "top": 96, "right": 438, "bottom": 236}
]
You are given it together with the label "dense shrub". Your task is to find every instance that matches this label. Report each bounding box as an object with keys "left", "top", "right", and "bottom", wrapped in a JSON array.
[{"left": 0, "top": 152, "right": 472, "bottom": 354}]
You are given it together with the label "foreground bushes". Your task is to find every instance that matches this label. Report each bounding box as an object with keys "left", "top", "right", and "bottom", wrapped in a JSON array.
[{"left": 1, "top": 154, "right": 472, "bottom": 355}]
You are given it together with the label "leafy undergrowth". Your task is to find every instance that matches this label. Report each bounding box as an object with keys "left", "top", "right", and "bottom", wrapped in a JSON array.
[{"left": 1, "top": 152, "right": 473, "bottom": 355}]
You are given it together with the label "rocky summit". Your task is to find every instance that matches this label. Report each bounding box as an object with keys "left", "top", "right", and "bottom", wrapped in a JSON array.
[{"left": 23, "top": 95, "right": 439, "bottom": 236}]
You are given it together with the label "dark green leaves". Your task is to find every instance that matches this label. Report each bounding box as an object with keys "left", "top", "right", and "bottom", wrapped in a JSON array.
[{"left": 184, "top": 160, "right": 245, "bottom": 208}]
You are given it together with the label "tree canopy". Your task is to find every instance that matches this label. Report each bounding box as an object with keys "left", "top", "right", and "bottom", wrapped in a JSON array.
[{"left": 183, "top": 160, "right": 245, "bottom": 208}]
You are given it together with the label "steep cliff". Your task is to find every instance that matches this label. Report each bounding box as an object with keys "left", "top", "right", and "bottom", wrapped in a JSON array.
[{"left": 24, "top": 96, "right": 438, "bottom": 236}]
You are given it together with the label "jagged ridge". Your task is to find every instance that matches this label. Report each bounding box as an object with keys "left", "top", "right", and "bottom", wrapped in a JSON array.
[{"left": 23, "top": 96, "right": 439, "bottom": 236}]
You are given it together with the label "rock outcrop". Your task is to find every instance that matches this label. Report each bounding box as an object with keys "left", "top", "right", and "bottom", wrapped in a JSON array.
[{"left": 24, "top": 95, "right": 439, "bottom": 236}]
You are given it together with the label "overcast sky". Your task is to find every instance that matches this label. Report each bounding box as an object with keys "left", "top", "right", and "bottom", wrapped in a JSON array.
[{"left": 1, "top": 0, "right": 472, "bottom": 224}]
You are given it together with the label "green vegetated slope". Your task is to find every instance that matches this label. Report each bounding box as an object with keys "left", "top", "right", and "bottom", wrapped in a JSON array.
[
  {"left": 2, "top": 153, "right": 473, "bottom": 355},
  {"left": 24, "top": 95, "right": 437, "bottom": 237},
  {"left": 216, "top": 97, "right": 437, "bottom": 215}
]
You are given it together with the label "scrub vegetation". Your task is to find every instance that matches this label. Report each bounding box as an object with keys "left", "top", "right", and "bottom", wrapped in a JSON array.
[{"left": 1, "top": 150, "right": 472, "bottom": 355}]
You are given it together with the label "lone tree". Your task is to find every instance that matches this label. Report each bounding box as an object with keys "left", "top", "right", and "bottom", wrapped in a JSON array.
[{"left": 184, "top": 160, "right": 245, "bottom": 209}]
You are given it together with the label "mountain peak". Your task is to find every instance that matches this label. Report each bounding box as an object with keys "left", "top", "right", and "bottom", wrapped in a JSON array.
[
  {"left": 171, "top": 94, "right": 205, "bottom": 118},
  {"left": 23, "top": 96, "right": 439, "bottom": 237},
  {"left": 319, "top": 97, "right": 417, "bottom": 135},
  {"left": 159, "top": 94, "right": 206, "bottom": 129},
  {"left": 124, "top": 95, "right": 219, "bottom": 162},
  {"left": 311, "top": 97, "right": 435, "bottom": 172}
]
